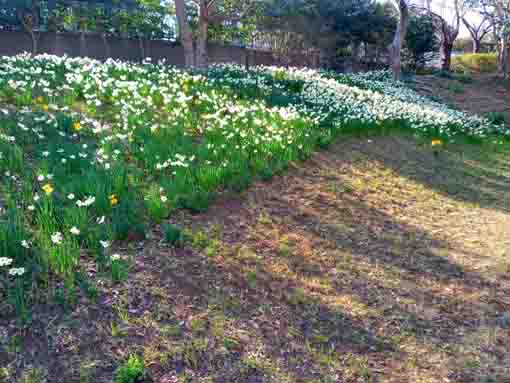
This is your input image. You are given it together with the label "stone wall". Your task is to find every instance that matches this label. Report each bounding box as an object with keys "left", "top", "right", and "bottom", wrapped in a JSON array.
[{"left": 0, "top": 31, "right": 318, "bottom": 68}]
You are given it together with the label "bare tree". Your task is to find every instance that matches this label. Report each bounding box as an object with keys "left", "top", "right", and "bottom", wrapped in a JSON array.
[
  {"left": 462, "top": 14, "right": 493, "bottom": 53},
  {"left": 438, "top": 0, "right": 462, "bottom": 70},
  {"left": 419, "top": 0, "right": 464, "bottom": 70},
  {"left": 493, "top": 0, "right": 509, "bottom": 76},
  {"left": 472, "top": 0, "right": 509, "bottom": 77},
  {"left": 18, "top": 0, "right": 40, "bottom": 55},
  {"left": 389, "top": 0, "right": 410, "bottom": 80},
  {"left": 175, "top": 0, "right": 260, "bottom": 68}
]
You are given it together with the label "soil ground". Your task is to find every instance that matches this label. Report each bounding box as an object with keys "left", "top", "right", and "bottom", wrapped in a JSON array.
[
  {"left": 2, "top": 134, "right": 510, "bottom": 383},
  {"left": 413, "top": 74, "right": 510, "bottom": 125}
]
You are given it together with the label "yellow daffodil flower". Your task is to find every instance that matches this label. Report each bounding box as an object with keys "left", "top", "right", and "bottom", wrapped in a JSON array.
[
  {"left": 42, "top": 183, "right": 54, "bottom": 195},
  {"left": 109, "top": 194, "right": 119, "bottom": 206}
]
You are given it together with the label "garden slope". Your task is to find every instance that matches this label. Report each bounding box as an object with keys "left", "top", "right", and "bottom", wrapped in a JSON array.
[
  {"left": 5, "top": 135, "right": 510, "bottom": 383},
  {"left": 413, "top": 74, "right": 510, "bottom": 126}
]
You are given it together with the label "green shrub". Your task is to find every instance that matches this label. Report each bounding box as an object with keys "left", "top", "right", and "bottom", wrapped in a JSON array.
[
  {"left": 144, "top": 185, "right": 172, "bottom": 223},
  {"left": 161, "top": 223, "right": 183, "bottom": 246},
  {"left": 177, "top": 190, "right": 211, "bottom": 213},
  {"left": 19, "top": 368, "right": 46, "bottom": 383},
  {"left": 114, "top": 355, "right": 145, "bottom": 383},
  {"left": 191, "top": 230, "right": 209, "bottom": 250},
  {"left": 452, "top": 53, "right": 497, "bottom": 74}
]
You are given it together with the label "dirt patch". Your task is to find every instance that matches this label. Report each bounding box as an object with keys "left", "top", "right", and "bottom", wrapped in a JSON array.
[
  {"left": 414, "top": 74, "right": 510, "bottom": 124},
  {"left": 2, "top": 136, "right": 510, "bottom": 383}
]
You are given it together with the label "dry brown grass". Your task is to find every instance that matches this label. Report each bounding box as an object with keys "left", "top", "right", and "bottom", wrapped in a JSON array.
[
  {"left": 2, "top": 136, "right": 510, "bottom": 383},
  {"left": 414, "top": 74, "right": 510, "bottom": 126}
]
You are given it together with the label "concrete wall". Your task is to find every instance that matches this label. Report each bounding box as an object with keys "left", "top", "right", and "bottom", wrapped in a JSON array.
[{"left": 0, "top": 31, "right": 318, "bottom": 68}]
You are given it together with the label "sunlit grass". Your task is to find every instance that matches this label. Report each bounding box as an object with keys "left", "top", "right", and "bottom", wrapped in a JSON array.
[{"left": 1, "top": 54, "right": 509, "bottom": 382}]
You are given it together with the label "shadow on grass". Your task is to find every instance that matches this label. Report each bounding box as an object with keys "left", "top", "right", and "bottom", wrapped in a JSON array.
[
  {"left": 341, "top": 135, "right": 510, "bottom": 213},
  {"left": 138, "top": 135, "right": 508, "bottom": 382},
  {"left": 5, "top": 135, "right": 510, "bottom": 383},
  {"left": 154, "top": 135, "right": 509, "bottom": 381}
]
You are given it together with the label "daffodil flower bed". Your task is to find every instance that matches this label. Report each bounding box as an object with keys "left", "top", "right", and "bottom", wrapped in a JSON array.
[
  {"left": 207, "top": 64, "right": 507, "bottom": 138},
  {"left": 0, "top": 54, "right": 321, "bottom": 320},
  {"left": 0, "top": 54, "right": 506, "bottom": 321}
]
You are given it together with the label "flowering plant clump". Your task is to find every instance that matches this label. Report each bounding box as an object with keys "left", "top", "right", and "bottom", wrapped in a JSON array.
[
  {"left": 207, "top": 64, "right": 507, "bottom": 139},
  {"left": 0, "top": 53, "right": 507, "bottom": 321},
  {"left": 0, "top": 257, "right": 13, "bottom": 267}
]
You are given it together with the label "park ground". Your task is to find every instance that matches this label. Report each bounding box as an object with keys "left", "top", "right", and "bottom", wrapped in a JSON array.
[
  {"left": 413, "top": 73, "right": 510, "bottom": 125},
  {"left": 4, "top": 129, "right": 510, "bottom": 383}
]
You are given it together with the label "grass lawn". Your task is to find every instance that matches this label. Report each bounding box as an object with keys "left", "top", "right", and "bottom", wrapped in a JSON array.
[
  {"left": 3, "top": 135, "right": 510, "bottom": 383},
  {"left": 1, "top": 55, "right": 510, "bottom": 383}
]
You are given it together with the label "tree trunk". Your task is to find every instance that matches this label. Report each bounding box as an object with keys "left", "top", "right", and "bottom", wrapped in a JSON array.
[
  {"left": 437, "top": 0, "right": 460, "bottom": 72},
  {"left": 30, "top": 31, "right": 38, "bottom": 55},
  {"left": 319, "top": 47, "right": 334, "bottom": 69},
  {"left": 472, "top": 38, "right": 481, "bottom": 54},
  {"left": 102, "top": 33, "right": 111, "bottom": 60},
  {"left": 196, "top": 1, "right": 209, "bottom": 69},
  {"left": 462, "top": 17, "right": 487, "bottom": 55},
  {"left": 497, "top": 36, "right": 509, "bottom": 78},
  {"left": 139, "top": 37, "right": 145, "bottom": 61},
  {"left": 389, "top": 0, "right": 409, "bottom": 81},
  {"left": 19, "top": 3, "right": 40, "bottom": 56},
  {"left": 79, "top": 31, "right": 86, "bottom": 57},
  {"left": 506, "top": 47, "right": 510, "bottom": 78},
  {"left": 175, "top": 0, "right": 195, "bottom": 68},
  {"left": 440, "top": 40, "right": 453, "bottom": 71},
  {"left": 494, "top": 4, "right": 508, "bottom": 78},
  {"left": 351, "top": 41, "right": 361, "bottom": 73},
  {"left": 439, "top": 18, "right": 458, "bottom": 72}
]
